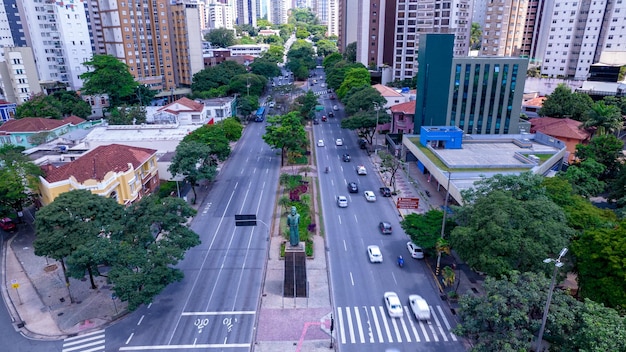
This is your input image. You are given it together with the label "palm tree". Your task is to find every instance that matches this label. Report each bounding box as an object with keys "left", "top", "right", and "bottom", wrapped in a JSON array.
[{"left": 583, "top": 101, "right": 623, "bottom": 136}]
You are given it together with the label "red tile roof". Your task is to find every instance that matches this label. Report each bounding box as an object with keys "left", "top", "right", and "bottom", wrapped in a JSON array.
[
  {"left": 523, "top": 96, "right": 547, "bottom": 107},
  {"left": 0, "top": 99, "right": 13, "bottom": 105},
  {"left": 530, "top": 117, "right": 590, "bottom": 140},
  {"left": 43, "top": 144, "right": 157, "bottom": 183},
  {"left": 0, "top": 117, "right": 71, "bottom": 132},
  {"left": 158, "top": 97, "right": 204, "bottom": 115},
  {"left": 390, "top": 100, "right": 416, "bottom": 114}
]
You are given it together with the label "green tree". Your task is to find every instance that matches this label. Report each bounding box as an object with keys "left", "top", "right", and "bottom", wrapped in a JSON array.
[
  {"left": 294, "top": 90, "right": 319, "bottom": 119},
  {"left": 107, "top": 196, "right": 199, "bottom": 310},
  {"left": 452, "top": 174, "right": 573, "bottom": 277},
  {"left": 289, "top": 8, "right": 318, "bottom": 25},
  {"left": 470, "top": 22, "right": 482, "bottom": 50},
  {"left": 250, "top": 58, "right": 281, "bottom": 78},
  {"left": 340, "top": 110, "right": 390, "bottom": 144},
  {"left": 235, "top": 24, "right": 257, "bottom": 36},
  {"left": 182, "top": 124, "right": 231, "bottom": 164},
  {"left": 205, "top": 28, "right": 236, "bottom": 48},
  {"left": 316, "top": 39, "right": 338, "bottom": 57},
  {"left": 191, "top": 61, "right": 247, "bottom": 93},
  {"left": 560, "top": 299, "right": 626, "bottom": 351},
  {"left": 0, "top": 145, "right": 42, "bottom": 215},
  {"left": 80, "top": 55, "right": 138, "bottom": 108},
  {"left": 573, "top": 221, "right": 626, "bottom": 312},
  {"left": 575, "top": 134, "right": 624, "bottom": 179},
  {"left": 168, "top": 141, "right": 217, "bottom": 203},
  {"left": 323, "top": 52, "right": 343, "bottom": 69},
  {"left": 344, "top": 86, "right": 386, "bottom": 115},
  {"left": 336, "top": 67, "right": 371, "bottom": 99},
  {"left": 401, "top": 210, "right": 453, "bottom": 255},
  {"left": 219, "top": 117, "right": 244, "bottom": 141},
  {"left": 344, "top": 42, "right": 357, "bottom": 62},
  {"left": 602, "top": 96, "right": 626, "bottom": 116},
  {"left": 379, "top": 150, "right": 402, "bottom": 192},
  {"left": 52, "top": 91, "right": 92, "bottom": 118},
  {"left": 16, "top": 93, "right": 62, "bottom": 119},
  {"left": 262, "top": 45, "right": 285, "bottom": 63},
  {"left": 539, "top": 84, "right": 593, "bottom": 120},
  {"left": 131, "top": 84, "right": 157, "bottom": 106},
  {"left": 236, "top": 95, "right": 260, "bottom": 119},
  {"left": 559, "top": 159, "right": 606, "bottom": 197},
  {"left": 34, "top": 190, "right": 125, "bottom": 290},
  {"left": 295, "top": 27, "right": 310, "bottom": 39},
  {"left": 582, "top": 100, "right": 623, "bottom": 136},
  {"left": 326, "top": 61, "right": 367, "bottom": 91},
  {"left": 286, "top": 40, "right": 316, "bottom": 76},
  {"left": 107, "top": 105, "right": 147, "bottom": 125},
  {"left": 228, "top": 73, "right": 267, "bottom": 97},
  {"left": 262, "top": 111, "right": 307, "bottom": 166}
]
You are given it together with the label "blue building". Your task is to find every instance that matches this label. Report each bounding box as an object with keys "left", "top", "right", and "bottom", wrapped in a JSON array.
[
  {"left": 0, "top": 100, "right": 17, "bottom": 122},
  {"left": 415, "top": 34, "right": 528, "bottom": 135}
]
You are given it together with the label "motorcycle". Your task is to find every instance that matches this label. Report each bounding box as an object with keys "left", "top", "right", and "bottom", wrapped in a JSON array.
[
  {"left": 397, "top": 256, "right": 404, "bottom": 268},
  {"left": 425, "top": 190, "right": 431, "bottom": 197},
  {"left": 325, "top": 167, "right": 329, "bottom": 174}
]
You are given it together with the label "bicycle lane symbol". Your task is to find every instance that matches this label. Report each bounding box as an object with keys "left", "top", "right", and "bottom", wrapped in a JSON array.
[
  {"left": 223, "top": 317, "right": 237, "bottom": 332},
  {"left": 194, "top": 318, "right": 209, "bottom": 333}
]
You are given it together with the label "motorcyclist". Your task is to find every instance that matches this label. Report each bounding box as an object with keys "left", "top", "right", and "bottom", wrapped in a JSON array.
[
  {"left": 325, "top": 166, "right": 329, "bottom": 173},
  {"left": 397, "top": 255, "right": 404, "bottom": 267}
]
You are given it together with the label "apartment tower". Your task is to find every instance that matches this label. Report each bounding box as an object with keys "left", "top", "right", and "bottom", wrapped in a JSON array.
[{"left": 170, "top": 0, "right": 204, "bottom": 88}]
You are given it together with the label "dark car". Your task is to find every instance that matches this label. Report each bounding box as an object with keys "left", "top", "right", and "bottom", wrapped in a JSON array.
[
  {"left": 313, "top": 118, "right": 320, "bottom": 125},
  {"left": 379, "top": 221, "right": 392, "bottom": 234},
  {"left": 380, "top": 187, "right": 392, "bottom": 197},
  {"left": 0, "top": 217, "right": 16, "bottom": 232},
  {"left": 358, "top": 138, "right": 367, "bottom": 149},
  {"left": 342, "top": 153, "right": 351, "bottom": 162},
  {"left": 347, "top": 182, "right": 358, "bottom": 193},
  {"left": 322, "top": 115, "right": 327, "bottom": 122},
  {"left": 328, "top": 111, "right": 334, "bottom": 117}
]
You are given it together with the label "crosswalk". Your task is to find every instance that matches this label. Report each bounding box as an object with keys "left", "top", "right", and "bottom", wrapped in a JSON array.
[
  {"left": 314, "top": 91, "right": 327, "bottom": 96},
  {"left": 62, "top": 329, "right": 105, "bottom": 352},
  {"left": 335, "top": 305, "right": 457, "bottom": 345}
]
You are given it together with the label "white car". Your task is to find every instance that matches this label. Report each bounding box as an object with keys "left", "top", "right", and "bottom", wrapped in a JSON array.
[
  {"left": 335, "top": 138, "right": 343, "bottom": 146},
  {"left": 384, "top": 292, "right": 404, "bottom": 318},
  {"left": 269, "top": 101, "right": 275, "bottom": 108},
  {"left": 364, "top": 191, "right": 376, "bottom": 202},
  {"left": 317, "top": 139, "right": 325, "bottom": 147},
  {"left": 407, "top": 241, "right": 425, "bottom": 259},
  {"left": 409, "top": 295, "right": 431, "bottom": 321},
  {"left": 333, "top": 105, "right": 339, "bottom": 111},
  {"left": 357, "top": 165, "right": 367, "bottom": 175},
  {"left": 337, "top": 196, "right": 348, "bottom": 208},
  {"left": 367, "top": 245, "right": 383, "bottom": 263}
]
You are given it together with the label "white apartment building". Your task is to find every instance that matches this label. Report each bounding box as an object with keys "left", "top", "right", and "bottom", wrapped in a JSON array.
[
  {"left": 480, "top": 0, "right": 529, "bottom": 57},
  {"left": 18, "top": 0, "right": 92, "bottom": 91},
  {"left": 327, "top": 0, "right": 339, "bottom": 36},
  {"left": 391, "top": 0, "right": 472, "bottom": 81},
  {"left": 269, "top": 0, "right": 289, "bottom": 25},
  {"left": 539, "top": 0, "right": 626, "bottom": 79},
  {"left": 236, "top": 0, "right": 257, "bottom": 26},
  {"left": 207, "top": 0, "right": 235, "bottom": 29},
  {"left": 0, "top": 47, "right": 42, "bottom": 104}
]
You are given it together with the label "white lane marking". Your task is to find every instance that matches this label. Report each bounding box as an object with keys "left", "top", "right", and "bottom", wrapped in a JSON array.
[
  {"left": 338, "top": 214, "right": 342, "bottom": 225},
  {"left": 338, "top": 307, "right": 347, "bottom": 344},
  {"left": 353, "top": 214, "right": 357, "bottom": 223},
  {"left": 391, "top": 272, "right": 397, "bottom": 285},
  {"left": 399, "top": 309, "right": 412, "bottom": 342},
  {"left": 437, "top": 305, "right": 458, "bottom": 341},
  {"left": 137, "top": 315, "right": 144, "bottom": 325},
  {"left": 63, "top": 330, "right": 105, "bottom": 342},
  {"left": 407, "top": 311, "right": 421, "bottom": 342},
  {"left": 429, "top": 307, "right": 445, "bottom": 342},
  {"left": 379, "top": 306, "right": 393, "bottom": 342},
  {"left": 370, "top": 306, "right": 383, "bottom": 343},
  {"left": 125, "top": 333, "right": 134, "bottom": 345},
  {"left": 419, "top": 319, "right": 430, "bottom": 342},
  {"left": 119, "top": 343, "right": 250, "bottom": 350},
  {"left": 62, "top": 338, "right": 105, "bottom": 352},
  {"left": 354, "top": 307, "right": 365, "bottom": 343},
  {"left": 391, "top": 317, "right": 402, "bottom": 342},
  {"left": 343, "top": 240, "right": 347, "bottom": 251},
  {"left": 346, "top": 307, "right": 356, "bottom": 343},
  {"left": 349, "top": 272, "right": 354, "bottom": 285}
]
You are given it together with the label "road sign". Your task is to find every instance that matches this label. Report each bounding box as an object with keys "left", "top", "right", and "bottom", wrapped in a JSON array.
[
  {"left": 397, "top": 197, "right": 420, "bottom": 209},
  {"left": 235, "top": 214, "right": 257, "bottom": 227}
]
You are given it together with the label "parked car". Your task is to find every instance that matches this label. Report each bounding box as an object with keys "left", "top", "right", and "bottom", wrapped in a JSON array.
[
  {"left": 337, "top": 196, "right": 348, "bottom": 208},
  {"left": 313, "top": 118, "right": 320, "bottom": 125},
  {"left": 358, "top": 139, "right": 367, "bottom": 149},
  {"left": 407, "top": 241, "right": 425, "bottom": 259},
  {"left": 364, "top": 191, "right": 376, "bottom": 202},
  {"left": 367, "top": 245, "right": 383, "bottom": 263},
  {"left": 347, "top": 182, "right": 358, "bottom": 193},
  {"left": 384, "top": 292, "right": 404, "bottom": 318},
  {"left": 380, "top": 187, "right": 392, "bottom": 197},
  {"left": 379, "top": 221, "right": 392, "bottom": 234},
  {"left": 0, "top": 217, "right": 16, "bottom": 232},
  {"left": 409, "top": 295, "right": 431, "bottom": 321},
  {"left": 342, "top": 154, "right": 351, "bottom": 162}
]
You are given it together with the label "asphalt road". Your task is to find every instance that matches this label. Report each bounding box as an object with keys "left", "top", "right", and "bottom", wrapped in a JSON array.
[
  {"left": 102, "top": 121, "right": 280, "bottom": 351},
  {"left": 314, "top": 81, "right": 465, "bottom": 352}
]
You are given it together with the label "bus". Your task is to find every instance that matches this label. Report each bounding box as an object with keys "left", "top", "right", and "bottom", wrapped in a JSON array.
[{"left": 255, "top": 107, "right": 266, "bottom": 122}]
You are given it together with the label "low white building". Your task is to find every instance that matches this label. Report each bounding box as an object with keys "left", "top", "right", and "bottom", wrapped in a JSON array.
[{"left": 227, "top": 44, "right": 269, "bottom": 57}]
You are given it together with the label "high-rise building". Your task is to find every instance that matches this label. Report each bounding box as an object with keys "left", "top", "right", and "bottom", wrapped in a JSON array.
[
  {"left": 0, "top": 47, "right": 42, "bottom": 104},
  {"left": 480, "top": 0, "right": 530, "bottom": 57},
  {"left": 415, "top": 34, "right": 527, "bottom": 135},
  {"left": 269, "top": 0, "right": 289, "bottom": 25},
  {"left": 236, "top": 0, "right": 257, "bottom": 26},
  {"left": 327, "top": 0, "right": 339, "bottom": 36},
  {"left": 207, "top": 1, "right": 235, "bottom": 29},
  {"left": 538, "top": 0, "right": 626, "bottom": 79},
  {"left": 170, "top": 1, "right": 204, "bottom": 88}
]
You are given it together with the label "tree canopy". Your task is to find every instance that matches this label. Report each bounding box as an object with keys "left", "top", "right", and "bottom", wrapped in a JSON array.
[
  {"left": 316, "top": 39, "right": 338, "bottom": 57},
  {"left": 168, "top": 141, "right": 217, "bottom": 203},
  {"left": 336, "top": 67, "right": 371, "bottom": 99},
  {"left": 575, "top": 134, "right": 624, "bottom": 180},
  {"left": 191, "top": 61, "right": 248, "bottom": 94},
  {"left": 250, "top": 57, "right": 281, "bottom": 78},
  {"left": 262, "top": 111, "right": 307, "bottom": 166},
  {"left": 107, "top": 105, "right": 147, "bottom": 125},
  {"left": 344, "top": 42, "right": 357, "bottom": 62},
  {"left": 293, "top": 90, "right": 319, "bottom": 120},
  {"left": 401, "top": 210, "right": 454, "bottom": 256},
  {"left": 80, "top": 55, "right": 138, "bottom": 108},
  {"left": 262, "top": 45, "right": 285, "bottom": 63},
  {"left": 340, "top": 110, "right": 390, "bottom": 144},
  {"left": 582, "top": 100, "right": 623, "bottom": 136},
  {"left": 343, "top": 86, "right": 386, "bottom": 115},
  {"left": 204, "top": 28, "right": 236, "bottom": 48},
  {"left": 539, "top": 84, "right": 594, "bottom": 120},
  {"left": 16, "top": 93, "right": 63, "bottom": 119},
  {"left": 286, "top": 40, "right": 316, "bottom": 80},
  {"left": 0, "top": 145, "right": 42, "bottom": 215}
]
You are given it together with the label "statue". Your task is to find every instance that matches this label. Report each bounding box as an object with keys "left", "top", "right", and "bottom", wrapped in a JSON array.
[{"left": 287, "top": 206, "right": 300, "bottom": 246}]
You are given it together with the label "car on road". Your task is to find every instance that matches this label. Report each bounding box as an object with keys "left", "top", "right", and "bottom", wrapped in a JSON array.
[
  {"left": 357, "top": 165, "right": 367, "bottom": 175},
  {"left": 409, "top": 295, "right": 431, "bottom": 321},
  {"left": 269, "top": 101, "right": 275, "bottom": 108},
  {"left": 367, "top": 245, "right": 383, "bottom": 263},
  {"left": 384, "top": 292, "right": 404, "bottom": 318},
  {"left": 379, "top": 221, "right": 392, "bottom": 234},
  {"left": 407, "top": 241, "right": 425, "bottom": 259},
  {"left": 358, "top": 139, "right": 367, "bottom": 149},
  {"left": 330, "top": 94, "right": 336, "bottom": 100},
  {"left": 317, "top": 139, "right": 325, "bottom": 147},
  {"left": 333, "top": 105, "right": 339, "bottom": 111},
  {"left": 328, "top": 111, "right": 334, "bottom": 117},
  {"left": 0, "top": 217, "right": 16, "bottom": 232},
  {"left": 380, "top": 187, "right": 392, "bottom": 197},
  {"left": 313, "top": 118, "right": 319, "bottom": 125},
  {"left": 347, "top": 182, "right": 358, "bottom": 193},
  {"left": 335, "top": 138, "right": 343, "bottom": 146},
  {"left": 364, "top": 191, "right": 376, "bottom": 202},
  {"left": 337, "top": 196, "right": 348, "bottom": 208},
  {"left": 342, "top": 153, "right": 351, "bottom": 162},
  {"left": 321, "top": 115, "right": 327, "bottom": 122}
]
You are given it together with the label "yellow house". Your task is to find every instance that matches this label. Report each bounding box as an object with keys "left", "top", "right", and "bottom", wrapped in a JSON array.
[{"left": 39, "top": 144, "right": 159, "bottom": 206}]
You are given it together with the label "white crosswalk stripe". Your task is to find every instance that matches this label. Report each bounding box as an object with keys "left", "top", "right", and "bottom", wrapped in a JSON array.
[
  {"left": 335, "top": 305, "right": 456, "bottom": 345},
  {"left": 62, "top": 329, "right": 105, "bottom": 352}
]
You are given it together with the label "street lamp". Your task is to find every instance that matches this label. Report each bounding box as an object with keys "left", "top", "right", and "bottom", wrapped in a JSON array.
[
  {"left": 435, "top": 171, "right": 451, "bottom": 276},
  {"left": 372, "top": 102, "right": 380, "bottom": 155},
  {"left": 535, "top": 247, "right": 568, "bottom": 352},
  {"left": 246, "top": 75, "right": 251, "bottom": 96}
]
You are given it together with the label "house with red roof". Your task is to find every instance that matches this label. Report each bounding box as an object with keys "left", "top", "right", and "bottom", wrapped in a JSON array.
[
  {"left": 530, "top": 117, "right": 591, "bottom": 162},
  {"left": 522, "top": 96, "right": 547, "bottom": 118},
  {"left": 38, "top": 144, "right": 159, "bottom": 206},
  {"left": 0, "top": 116, "right": 99, "bottom": 149},
  {"left": 385, "top": 101, "right": 416, "bottom": 134}
]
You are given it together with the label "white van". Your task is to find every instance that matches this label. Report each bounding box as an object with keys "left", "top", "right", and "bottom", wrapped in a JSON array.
[{"left": 409, "top": 295, "right": 431, "bottom": 320}]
